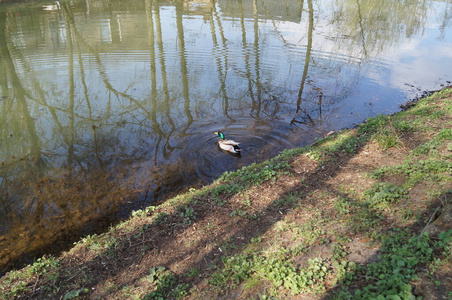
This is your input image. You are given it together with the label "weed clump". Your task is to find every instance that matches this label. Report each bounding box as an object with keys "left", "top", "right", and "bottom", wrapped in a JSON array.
[
  {"left": 334, "top": 229, "right": 452, "bottom": 299},
  {"left": 364, "top": 182, "right": 407, "bottom": 207},
  {"left": 209, "top": 251, "right": 331, "bottom": 295},
  {"left": 144, "top": 267, "right": 189, "bottom": 299}
]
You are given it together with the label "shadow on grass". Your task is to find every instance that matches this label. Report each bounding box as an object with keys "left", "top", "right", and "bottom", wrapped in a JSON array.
[
  {"left": 82, "top": 130, "right": 375, "bottom": 298},
  {"left": 4, "top": 108, "right": 451, "bottom": 300}
]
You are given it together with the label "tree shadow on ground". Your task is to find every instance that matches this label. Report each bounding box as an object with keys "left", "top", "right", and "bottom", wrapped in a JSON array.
[{"left": 78, "top": 130, "right": 373, "bottom": 298}]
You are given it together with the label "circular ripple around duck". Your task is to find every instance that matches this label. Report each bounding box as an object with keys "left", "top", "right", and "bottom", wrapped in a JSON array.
[{"left": 176, "top": 117, "right": 306, "bottom": 184}]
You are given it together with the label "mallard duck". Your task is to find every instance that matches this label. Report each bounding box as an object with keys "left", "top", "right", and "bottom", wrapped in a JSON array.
[{"left": 215, "top": 131, "right": 241, "bottom": 154}]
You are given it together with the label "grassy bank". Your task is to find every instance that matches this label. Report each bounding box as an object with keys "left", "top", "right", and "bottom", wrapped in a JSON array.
[{"left": 1, "top": 88, "right": 452, "bottom": 299}]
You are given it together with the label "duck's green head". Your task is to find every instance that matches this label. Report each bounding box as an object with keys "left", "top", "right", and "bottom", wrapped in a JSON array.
[{"left": 215, "top": 131, "right": 225, "bottom": 139}]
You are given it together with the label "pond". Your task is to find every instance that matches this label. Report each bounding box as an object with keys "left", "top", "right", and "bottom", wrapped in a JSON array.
[{"left": 1, "top": 0, "right": 451, "bottom": 274}]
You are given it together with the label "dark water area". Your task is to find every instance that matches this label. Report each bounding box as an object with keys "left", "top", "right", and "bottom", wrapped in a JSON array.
[{"left": 1, "top": 0, "right": 452, "bottom": 275}]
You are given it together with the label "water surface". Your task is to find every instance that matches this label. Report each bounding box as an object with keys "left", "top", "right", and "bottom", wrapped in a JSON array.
[{"left": 1, "top": 0, "right": 452, "bottom": 273}]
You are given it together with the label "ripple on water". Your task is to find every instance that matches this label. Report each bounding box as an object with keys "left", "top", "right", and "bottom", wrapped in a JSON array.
[{"left": 175, "top": 117, "right": 303, "bottom": 184}]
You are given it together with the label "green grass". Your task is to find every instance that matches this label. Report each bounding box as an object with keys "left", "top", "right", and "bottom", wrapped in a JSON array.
[
  {"left": 208, "top": 229, "right": 452, "bottom": 298},
  {"left": 63, "top": 288, "right": 90, "bottom": 300},
  {"left": 208, "top": 247, "right": 331, "bottom": 295},
  {"left": 143, "top": 267, "right": 189, "bottom": 299},
  {"left": 273, "top": 192, "right": 303, "bottom": 208},
  {"left": 374, "top": 128, "right": 401, "bottom": 150},
  {"left": 218, "top": 157, "right": 292, "bottom": 188},
  {"left": 371, "top": 158, "right": 451, "bottom": 188},
  {"left": 0, "top": 256, "right": 60, "bottom": 299},
  {"left": 364, "top": 182, "right": 408, "bottom": 208},
  {"left": 332, "top": 229, "right": 452, "bottom": 299}
]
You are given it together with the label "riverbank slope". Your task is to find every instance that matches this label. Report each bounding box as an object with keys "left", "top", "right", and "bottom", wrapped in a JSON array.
[{"left": 1, "top": 88, "right": 452, "bottom": 299}]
